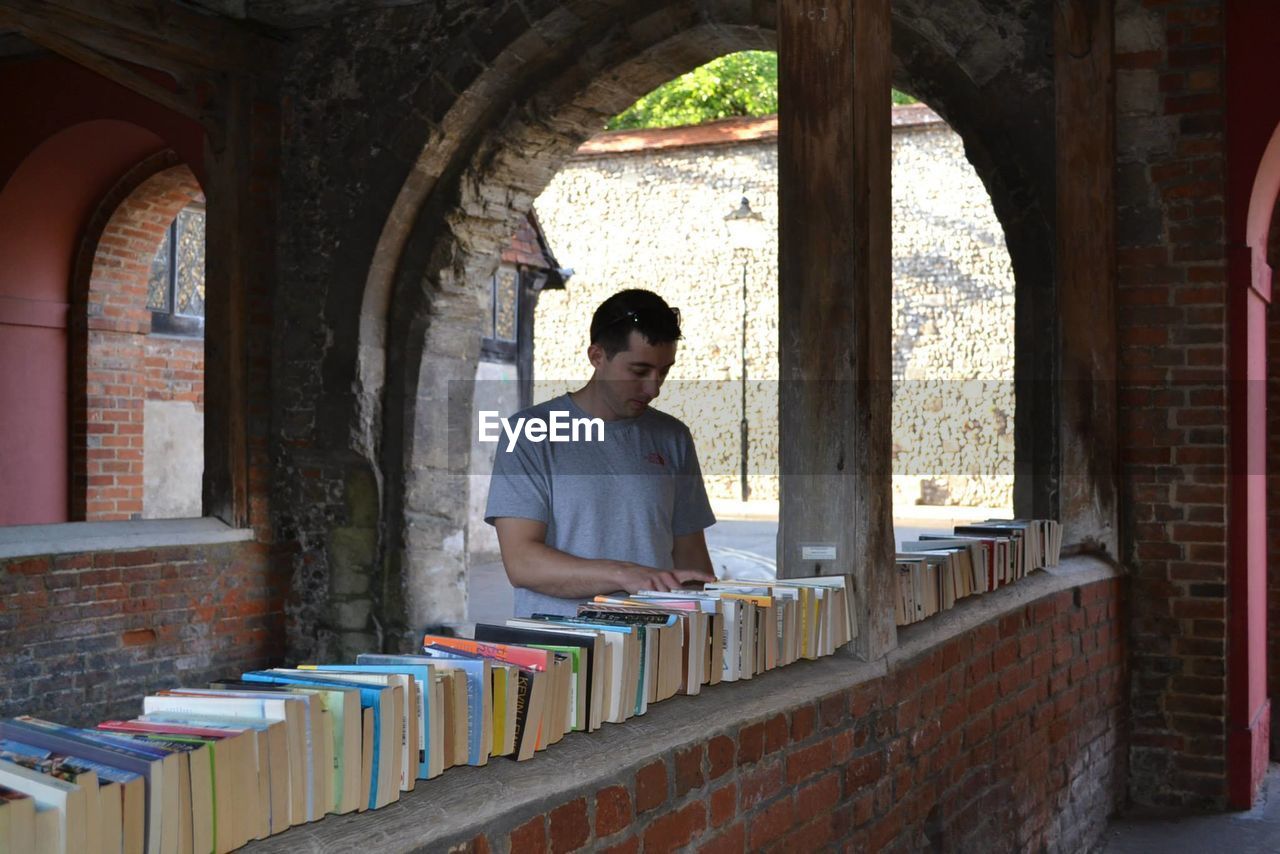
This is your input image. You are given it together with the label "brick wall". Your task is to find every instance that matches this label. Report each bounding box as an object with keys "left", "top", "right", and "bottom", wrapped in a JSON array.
[
  {"left": 413, "top": 578, "right": 1126, "bottom": 854},
  {"left": 145, "top": 336, "right": 205, "bottom": 410},
  {"left": 0, "top": 541, "right": 285, "bottom": 724},
  {"left": 1115, "top": 0, "right": 1229, "bottom": 807},
  {"left": 74, "top": 163, "right": 203, "bottom": 521}
]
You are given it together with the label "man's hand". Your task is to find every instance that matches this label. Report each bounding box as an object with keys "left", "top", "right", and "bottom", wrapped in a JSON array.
[
  {"left": 611, "top": 563, "right": 715, "bottom": 594},
  {"left": 496, "top": 517, "right": 717, "bottom": 599}
]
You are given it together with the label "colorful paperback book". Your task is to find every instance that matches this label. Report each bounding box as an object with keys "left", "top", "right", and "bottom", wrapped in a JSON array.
[
  {"left": 240, "top": 671, "right": 394, "bottom": 811},
  {"left": 0, "top": 784, "right": 38, "bottom": 854},
  {"left": 355, "top": 654, "right": 494, "bottom": 770},
  {"left": 299, "top": 666, "right": 420, "bottom": 788},
  {"left": 0, "top": 717, "right": 170, "bottom": 854},
  {"left": 145, "top": 690, "right": 306, "bottom": 829},
  {"left": 529, "top": 615, "right": 643, "bottom": 718},
  {"left": 101, "top": 734, "right": 212, "bottom": 854},
  {"left": 97, "top": 719, "right": 252, "bottom": 854},
  {"left": 3, "top": 738, "right": 143, "bottom": 854},
  {"left": 172, "top": 686, "right": 319, "bottom": 824},
  {"left": 421, "top": 635, "right": 552, "bottom": 672},
  {"left": 0, "top": 756, "right": 88, "bottom": 854},
  {"left": 474, "top": 625, "right": 593, "bottom": 733},
  {"left": 138, "top": 712, "right": 286, "bottom": 839}
]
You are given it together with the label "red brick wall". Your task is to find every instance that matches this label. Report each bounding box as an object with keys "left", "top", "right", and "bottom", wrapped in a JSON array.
[
  {"left": 440, "top": 579, "right": 1126, "bottom": 853},
  {"left": 145, "top": 336, "right": 204, "bottom": 410},
  {"left": 1115, "top": 0, "right": 1230, "bottom": 807},
  {"left": 0, "top": 541, "right": 285, "bottom": 724},
  {"left": 73, "top": 162, "right": 203, "bottom": 520}
]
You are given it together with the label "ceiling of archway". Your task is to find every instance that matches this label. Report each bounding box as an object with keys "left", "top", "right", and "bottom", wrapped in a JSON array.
[{"left": 184, "top": 0, "right": 1053, "bottom": 95}]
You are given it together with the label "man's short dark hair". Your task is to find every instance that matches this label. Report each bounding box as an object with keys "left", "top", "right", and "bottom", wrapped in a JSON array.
[{"left": 590, "top": 289, "right": 682, "bottom": 358}]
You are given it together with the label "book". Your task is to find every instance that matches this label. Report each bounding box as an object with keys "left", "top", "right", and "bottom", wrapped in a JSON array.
[
  {"left": 208, "top": 680, "right": 335, "bottom": 822},
  {"left": 235, "top": 673, "right": 362, "bottom": 817},
  {"left": 529, "top": 617, "right": 640, "bottom": 722},
  {"left": 500, "top": 621, "right": 608, "bottom": 731},
  {"left": 166, "top": 687, "right": 317, "bottom": 825},
  {"left": 241, "top": 673, "right": 395, "bottom": 811},
  {"left": 325, "top": 661, "right": 436, "bottom": 780},
  {"left": 143, "top": 692, "right": 302, "bottom": 830},
  {"left": 139, "top": 713, "right": 282, "bottom": 842},
  {"left": 98, "top": 719, "right": 253, "bottom": 853},
  {"left": 0, "top": 784, "right": 38, "bottom": 854},
  {"left": 421, "top": 638, "right": 554, "bottom": 758},
  {"left": 97, "top": 735, "right": 210, "bottom": 854},
  {"left": 475, "top": 624, "right": 597, "bottom": 733},
  {"left": 295, "top": 668, "right": 413, "bottom": 792},
  {"left": 579, "top": 606, "right": 682, "bottom": 704},
  {"left": 0, "top": 739, "right": 119, "bottom": 854},
  {"left": 0, "top": 757, "right": 89, "bottom": 854},
  {"left": 356, "top": 654, "right": 493, "bottom": 770},
  {"left": 0, "top": 717, "right": 173, "bottom": 854}
]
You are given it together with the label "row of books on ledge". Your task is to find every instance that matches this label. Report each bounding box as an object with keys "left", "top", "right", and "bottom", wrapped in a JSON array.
[
  {"left": 894, "top": 517, "right": 1062, "bottom": 626},
  {"left": 0, "top": 577, "right": 853, "bottom": 854}
]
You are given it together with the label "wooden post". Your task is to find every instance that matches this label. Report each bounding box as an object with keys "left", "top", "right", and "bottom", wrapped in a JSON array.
[
  {"left": 203, "top": 75, "right": 251, "bottom": 527},
  {"left": 778, "top": 0, "right": 896, "bottom": 660},
  {"left": 1055, "top": 0, "right": 1117, "bottom": 554}
]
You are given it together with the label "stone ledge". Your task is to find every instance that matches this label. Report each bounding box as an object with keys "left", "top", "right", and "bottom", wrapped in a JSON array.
[
  {"left": 0, "top": 517, "right": 255, "bottom": 560},
  {"left": 244, "top": 555, "right": 1119, "bottom": 852}
]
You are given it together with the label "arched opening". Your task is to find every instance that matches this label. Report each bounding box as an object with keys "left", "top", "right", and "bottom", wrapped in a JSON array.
[
  {"left": 310, "top": 1, "right": 1056, "bottom": 659},
  {"left": 524, "top": 70, "right": 1017, "bottom": 570},
  {"left": 0, "top": 119, "right": 172, "bottom": 526},
  {"left": 73, "top": 156, "right": 206, "bottom": 521},
  {"left": 1232, "top": 118, "right": 1280, "bottom": 803},
  {"left": 1270, "top": 179, "right": 1280, "bottom": 769}
]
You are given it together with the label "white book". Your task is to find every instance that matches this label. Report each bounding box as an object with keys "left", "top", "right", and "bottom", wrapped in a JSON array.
[{"left": 0, "top": 758, "right": 87, "bottom": 854}]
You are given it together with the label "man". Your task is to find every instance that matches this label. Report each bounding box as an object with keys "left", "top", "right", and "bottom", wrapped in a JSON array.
[{"left": 484, "top": 288, "right": 717, "bottom": 617}]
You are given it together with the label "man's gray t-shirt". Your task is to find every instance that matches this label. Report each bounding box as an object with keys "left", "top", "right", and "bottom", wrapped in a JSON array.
[{"left": 483, "top": 393, "right": 716, "bottom": 618}]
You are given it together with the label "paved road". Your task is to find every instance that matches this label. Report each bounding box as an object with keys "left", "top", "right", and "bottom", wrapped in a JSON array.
[{"left": 468, "top": 518, "right": 955, "bottom": 625}]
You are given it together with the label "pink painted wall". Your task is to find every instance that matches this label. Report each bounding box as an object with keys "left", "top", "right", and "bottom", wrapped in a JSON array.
[
  {"left": 0, "top": 56, "right": 203, "bottom": 526},
  {"left": 0, "top": 121, "right": 166, "bottom": 525},
  {"left": 1225, "top": 2, "right": 1280, "bottom": 807}
]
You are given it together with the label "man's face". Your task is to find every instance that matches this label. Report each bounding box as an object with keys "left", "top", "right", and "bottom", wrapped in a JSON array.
[{"left": 589, "top": 330, "right": 677, "bottom": 419}]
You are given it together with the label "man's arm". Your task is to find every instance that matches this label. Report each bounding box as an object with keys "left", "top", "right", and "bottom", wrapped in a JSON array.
[
  {"left": 494, "top": 517, "right": 714, "bottom": 597},
  {"left": 672, "top": 530, "right": 714, "bottom": 578}
]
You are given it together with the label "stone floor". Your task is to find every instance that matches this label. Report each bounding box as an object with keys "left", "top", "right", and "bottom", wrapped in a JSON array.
[{"left": 1102, "top": 764, "right": 1280, "bottom": 853}]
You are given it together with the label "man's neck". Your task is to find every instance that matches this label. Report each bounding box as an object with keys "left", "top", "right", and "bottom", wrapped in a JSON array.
[{"left": 569, "top": 380, "right": 626, "bottom": 422}]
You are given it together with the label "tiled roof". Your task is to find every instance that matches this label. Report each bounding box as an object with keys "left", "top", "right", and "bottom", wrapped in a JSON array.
[{"left": 573, "top": 104, "right": 943, "bottom": 157}]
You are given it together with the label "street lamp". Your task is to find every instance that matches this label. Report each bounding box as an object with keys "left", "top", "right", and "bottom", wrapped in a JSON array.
[{"left": 724, "top": 195, "right": 767, "bottom": 503}]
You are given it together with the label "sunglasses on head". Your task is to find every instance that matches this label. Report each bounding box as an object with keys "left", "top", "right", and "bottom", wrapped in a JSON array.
[{"left": 602, "top": 306, "right": 681, "bottom": 329}]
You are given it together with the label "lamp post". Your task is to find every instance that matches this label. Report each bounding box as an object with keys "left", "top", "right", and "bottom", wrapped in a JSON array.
[{"left": 724, "top": 195, "right": 766, "bottom": 504}]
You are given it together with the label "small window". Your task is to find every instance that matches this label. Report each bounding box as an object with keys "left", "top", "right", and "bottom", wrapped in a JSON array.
[
  {"left": 482, "top": 266, "right": 519, "bottom": 361},
  {"left": 148, "top": 204, "right": 206, "bottom": 336}
]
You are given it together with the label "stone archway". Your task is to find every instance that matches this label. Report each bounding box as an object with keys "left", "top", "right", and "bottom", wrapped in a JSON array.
[{"left": 284, "top": 0, "right": 1057, "bottom": 658}]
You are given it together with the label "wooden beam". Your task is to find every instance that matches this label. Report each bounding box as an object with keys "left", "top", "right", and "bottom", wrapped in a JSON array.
[
  {"left": 1054, "top": 0, "right": 1117, "bottom": 555},
  {"left": 1, "top": 14, "right": 204, "bottom": 122},
  {"left": 778, "top": 0, "right": 896, "bottom": 660},
  {"left": 202, "top": 75, "right": 252, "bottom": 527},
  {"left": 0, "top": 0, "right": 276, "bottom": 77}
]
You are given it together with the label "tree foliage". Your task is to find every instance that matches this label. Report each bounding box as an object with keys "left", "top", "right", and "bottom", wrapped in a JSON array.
[
  {"left": 607, "top": 52, "right": 778, "bottom": 130},
  {"left": 607, "top": 51, "right": 918, "bottom": 130}
]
